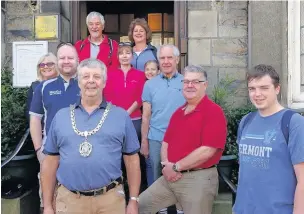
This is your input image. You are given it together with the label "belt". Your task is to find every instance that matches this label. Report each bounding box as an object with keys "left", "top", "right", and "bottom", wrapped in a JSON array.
[
  {"left": 180, "top": 165, "right": 216, "bottom": 173},
  {"left": 70, "top": 176, "right": 123, "bottom": 197}
]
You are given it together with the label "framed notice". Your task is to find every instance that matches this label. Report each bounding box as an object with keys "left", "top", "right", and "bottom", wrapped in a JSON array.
[{"left": 12, "top": 41, "right": 48, "bottom": 87}]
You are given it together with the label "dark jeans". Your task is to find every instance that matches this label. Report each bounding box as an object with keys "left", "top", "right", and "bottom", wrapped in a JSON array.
[{"left": 122, "top": 119, "right": 147, "bottom": 200}]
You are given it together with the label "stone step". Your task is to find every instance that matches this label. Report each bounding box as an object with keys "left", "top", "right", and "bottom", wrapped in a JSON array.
[{"left": 212, "top": 192, "right": 233, "bottom": 214}]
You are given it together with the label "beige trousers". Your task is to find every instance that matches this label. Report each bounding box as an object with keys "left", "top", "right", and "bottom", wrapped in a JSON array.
[
  {"left": 55, "top": 184, "right": 126, "bottom": 214},
  {"left": 139, "top": 167, "right": 218, "bottom": 214}
]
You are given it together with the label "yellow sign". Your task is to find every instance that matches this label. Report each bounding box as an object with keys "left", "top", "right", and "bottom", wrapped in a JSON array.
[{"left": 35, "top": 15, "right": 58, "bottom": 39}]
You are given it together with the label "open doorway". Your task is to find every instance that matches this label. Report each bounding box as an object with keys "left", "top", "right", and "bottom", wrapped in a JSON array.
[
  {"left": 74, "top": 1, "right": 188, "bottom": 70},
  {"left": 79, "top": 1, "right": 174, "bottom": 47}
]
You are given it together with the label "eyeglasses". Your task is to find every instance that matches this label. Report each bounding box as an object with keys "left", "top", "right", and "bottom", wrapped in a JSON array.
[
  {"left": 57, "top": 42, "right": 74, "bottom": 50},
  {"left": 181, "top": 80, "right": 206, "bottom": 85},
  {"left": 39, "top": 62, "right": 55, "bottom": 68},
  {"left": 119, "top": 42, "right": 132, "bottom": 47}
]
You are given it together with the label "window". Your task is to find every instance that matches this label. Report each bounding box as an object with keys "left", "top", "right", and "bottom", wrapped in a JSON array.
[
  {"left": 287, "top": 0, "right": 304, "bottom": 109},
  {"left": 148, "top": 13, "right": 174, "bottom": 46},
  {"left": 104, "top": 13, "right": 174, "bottom": 45}
]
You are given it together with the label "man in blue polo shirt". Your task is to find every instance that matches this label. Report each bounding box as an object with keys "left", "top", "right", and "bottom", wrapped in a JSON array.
[
  {"left": 140, "top": 44, "right": 185, "bottom": 214},
  {"left": 29, "top": 43, "right": 80, "bottom": 213},
  {"left": 41, "top": 59, "right": 141, "bottom": 214}
]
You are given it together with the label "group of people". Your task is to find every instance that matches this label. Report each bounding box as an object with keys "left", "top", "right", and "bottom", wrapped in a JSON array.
[{"left": 26, "top": 11, "right": 304, "bottom": 214}]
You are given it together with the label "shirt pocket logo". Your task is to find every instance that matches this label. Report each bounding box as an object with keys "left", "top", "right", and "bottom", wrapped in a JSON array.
[{"left": 49, "top": 90, "right": 62, "bottom": 96}]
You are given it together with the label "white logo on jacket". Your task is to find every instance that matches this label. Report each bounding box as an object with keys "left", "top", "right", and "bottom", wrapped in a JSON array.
[{"left": 49, "top": 90, "right": 62, "bottom": 95}]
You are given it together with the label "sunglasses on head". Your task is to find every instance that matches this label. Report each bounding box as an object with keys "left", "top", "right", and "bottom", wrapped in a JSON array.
[
  {"left": 119, "top": 42, "right": 132, "bottom": 47},
  {"left": 39, "top": 62, "right": 55, "bottom": 68},
  {"left": 57, "top": 42, "right": 74, "bottom": 50}
]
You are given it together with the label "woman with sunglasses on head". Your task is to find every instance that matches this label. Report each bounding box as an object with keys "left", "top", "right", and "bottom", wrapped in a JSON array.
[
  {"left": 104, "top": 42, "right": 147, "bottom": 193},
  {"left": 128, "top": 18, "right": 158, "bottom": 72},
  {"left": 104, "top": 43, "right": 146, "bottom": 122},
  {"left": 26, "top": 53, "right": 58, "bottom": 121}
]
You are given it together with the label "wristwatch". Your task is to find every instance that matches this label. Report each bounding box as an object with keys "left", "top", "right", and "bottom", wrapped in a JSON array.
[
  {"left": 130, "top": 196, "right": 139, "bottom": 203},
  {"left": 172, "top": 163, "right": 180, "bottom": 172}
]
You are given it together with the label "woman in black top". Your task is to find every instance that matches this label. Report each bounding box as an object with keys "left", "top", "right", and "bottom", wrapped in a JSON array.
[{"left": 26, "top": 53, "right": 58, "bottom": 121}]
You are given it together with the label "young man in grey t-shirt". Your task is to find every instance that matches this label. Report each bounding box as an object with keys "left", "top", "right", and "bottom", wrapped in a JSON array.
[{"left": 233, "top": 64, "right": 304, "bottom": 214}]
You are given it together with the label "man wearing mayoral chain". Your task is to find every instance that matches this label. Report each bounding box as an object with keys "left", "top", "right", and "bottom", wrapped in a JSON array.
[{"left": 41, "top": 59, "right": 141, "bottom": 214}]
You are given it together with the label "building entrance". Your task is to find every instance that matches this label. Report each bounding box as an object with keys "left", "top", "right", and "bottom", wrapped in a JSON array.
[
  {"left": 72, "top": 1, "right": 187, "bottom": 70},
  {"left": 80, "top": 1, "right": 174, "bottom": 47}
]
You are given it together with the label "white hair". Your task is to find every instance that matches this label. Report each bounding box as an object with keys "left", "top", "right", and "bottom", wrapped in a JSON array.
[
  {"left": 86, "top": 12, "right": 105, "bottom": 26},
  {"left": 77, "top": 59, "right": 107, "bottom": 83},
  {"left": 157, "top": 44, "right": 180, "bottom": 59}
]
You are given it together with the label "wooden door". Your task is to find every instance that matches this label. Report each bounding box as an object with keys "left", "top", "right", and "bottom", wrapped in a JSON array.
[{"left": 174, "top": 1, "right": 188, "bottom": 72}]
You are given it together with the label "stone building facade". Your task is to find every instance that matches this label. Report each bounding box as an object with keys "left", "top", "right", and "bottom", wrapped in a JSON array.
[
  {"left": 187, "top": 1, "right": 248, "bottom": 104},
  {"left": 1, "top": 1, "right": 304, "bottom": 110},
  {"left": 1, "top": 1, "right": 71, "bottom": 66}
]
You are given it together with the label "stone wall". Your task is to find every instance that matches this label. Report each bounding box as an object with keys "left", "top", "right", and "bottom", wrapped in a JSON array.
[
  {"left": 4, "top": 1, "right": 36, "bottom": 65},
  {"left": 1, "top": 8, "right": 6, "bottom": 66},
  {"left": 249, "top": 1, "right": 289, "bottom": 105},
  {"left": 250, "top": 1, "right": 285, "bottom": 88},
  {"left": 3, "top": 1, "right": 72, "bottom": 67},
  {"left": 187, "top": 1, "right": 248, "bottom": 106}
]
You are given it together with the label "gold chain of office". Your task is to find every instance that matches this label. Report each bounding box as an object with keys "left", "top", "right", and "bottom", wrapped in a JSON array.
[{"left": 70, "top": 103, "right": 111, "bottom": 157}]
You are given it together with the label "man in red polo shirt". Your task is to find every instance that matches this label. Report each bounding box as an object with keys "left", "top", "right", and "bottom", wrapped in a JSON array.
[
  {"left": 139, "top": 65, "right": 227, "bottom": 214},
  {"left": 74, "top": 11, "right": 119, "bottom": 69}
]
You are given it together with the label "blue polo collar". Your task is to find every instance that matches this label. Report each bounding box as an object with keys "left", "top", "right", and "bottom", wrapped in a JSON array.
[
  {"left": 160, "top": 71, "right": 178, "bottom": 79},
  {"left": 58, "top": 74, "right": 77, "bottom": 83},
  {"left": 75, "top": 99, "right": 108, "bottom": 109}
]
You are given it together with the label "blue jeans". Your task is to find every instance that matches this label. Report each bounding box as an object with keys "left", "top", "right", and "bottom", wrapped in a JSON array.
[
  {"left": 131, "top": 119, "right": 148, "bottom": 189},
  {"left": 145, "top": 156, "right": 154, "bottom": 187},
  {"left": 148, "top": 139, "right": 162, "bottom": 184}
]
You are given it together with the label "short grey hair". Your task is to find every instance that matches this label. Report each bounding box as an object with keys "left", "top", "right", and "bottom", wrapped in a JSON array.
[
  {"left": 183, "top": 65, "right": 207, "bottom": 80},
  {"left": 157, "top": 44, "right": 180, "bottom": 59},
  {"left": 77, "top": 59, "right": 107, "bottom": 83},
  {"left": 86, "top": 12, "right": 105, "bottom": 26}
]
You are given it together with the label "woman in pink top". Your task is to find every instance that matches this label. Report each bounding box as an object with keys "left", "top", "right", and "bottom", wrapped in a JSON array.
[
  {"left": 104, "top": 42, "right": 146, "bottom": 122},
  {"left": 104, "top": 42, "right": 146, "bottom": 143},
  {"left": 104, "top": 42, "right": 147, "bottom": 191}
]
